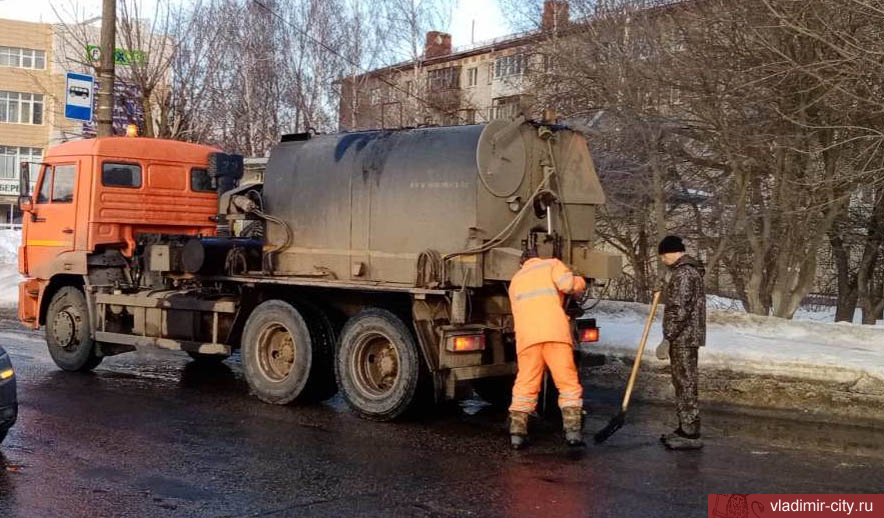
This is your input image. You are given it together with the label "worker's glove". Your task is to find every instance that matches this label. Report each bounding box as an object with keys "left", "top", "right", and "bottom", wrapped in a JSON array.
[{"left": 655, "top": 339, "right": 670, "bottom": 361}]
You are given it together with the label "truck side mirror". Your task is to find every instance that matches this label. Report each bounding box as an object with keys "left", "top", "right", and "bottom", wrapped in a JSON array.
[{"left": 18, "top": 162, "right": 32, "bottom": 212}]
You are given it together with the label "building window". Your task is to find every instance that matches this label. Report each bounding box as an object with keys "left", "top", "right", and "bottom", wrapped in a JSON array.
[
  {"left": 466, "top": 67, "right": 478, "bottom": 87},
  {"left": 0, "top": 47, "right": 46, "bottom": 70},
  {"left": 461, "top": 108, "right": 477, "bottom": 124},
  {"left": 0, "top": 91, "right": 44, "bottom": 125},
  {"left": 369, "top": 88, "right": 381, "bottom": 105},
  {"left": 492, "top": 96, "right": 521, "bottom": 120},
  {"left": 0, "top": 146, "right": 42, "bottom": 181},
  {"left": 428, "top": 67, "right": 460, "bottom": 91},
  {"left": 493, "top": 54, "right": 528, "bottom": 79},
  {"left": 405, "top": 80, "right": 413, "bottom": 96}
]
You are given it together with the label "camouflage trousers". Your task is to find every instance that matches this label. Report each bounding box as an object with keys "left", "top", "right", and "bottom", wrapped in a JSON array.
[{"left": 670, "top": 345, "right": 700, "bottom": 436}]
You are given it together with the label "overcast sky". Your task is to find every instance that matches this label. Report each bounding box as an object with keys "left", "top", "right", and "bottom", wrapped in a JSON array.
[{"left": 0, "top": 0, "right": 512, "bottom": 44}]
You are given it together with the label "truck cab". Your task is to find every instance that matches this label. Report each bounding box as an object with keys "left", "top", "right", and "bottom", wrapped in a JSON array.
[{"left": 18, "top": 138, "right": 219, "bottom": 329}]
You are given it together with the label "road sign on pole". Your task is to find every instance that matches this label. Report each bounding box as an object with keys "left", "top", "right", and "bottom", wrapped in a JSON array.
[{"left": 65, "top": 72, "right": 94, "bottom": 122}]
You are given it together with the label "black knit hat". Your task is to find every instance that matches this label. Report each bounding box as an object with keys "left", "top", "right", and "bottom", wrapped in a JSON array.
[{"left": 658, "top": 235, "right": 686, "bottom": 255}]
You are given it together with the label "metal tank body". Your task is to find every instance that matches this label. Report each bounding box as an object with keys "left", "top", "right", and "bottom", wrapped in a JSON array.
[{"left": 261, "top": 120, "right": 618, "bottom": 287}]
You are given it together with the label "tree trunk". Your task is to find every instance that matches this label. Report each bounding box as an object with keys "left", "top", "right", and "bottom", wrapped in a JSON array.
[
  {"left": 634, "top": 225, "right": 652, "bottom": 303},
  {"left": 97, "top": 0, "right": 116, "bottom": 137},
  {"left": 829, "top": 231, "right": 857, "bottom": 322},
  {"left": 141, "top": 88, "right": 155, "bottom": 138}
]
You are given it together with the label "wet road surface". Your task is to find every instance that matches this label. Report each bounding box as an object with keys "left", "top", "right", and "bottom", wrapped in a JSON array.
[{"left": 0, "top": 322, "right": 882, "bottom": 517}]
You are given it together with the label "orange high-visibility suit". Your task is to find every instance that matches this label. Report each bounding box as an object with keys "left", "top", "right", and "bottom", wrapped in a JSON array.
[{"left": 509, "top": 257, "right": 587, "bottom": 413}]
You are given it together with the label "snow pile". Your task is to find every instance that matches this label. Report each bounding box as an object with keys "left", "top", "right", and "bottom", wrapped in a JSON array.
[
  {"left": 585, "top": 299, "right": 884, "bottom": 385},
  {"left": 707, "top": 294, "right": 871, "bottom": 325},
  {"left": 0, "top": 229, "right": 21, "bottom": 306}
]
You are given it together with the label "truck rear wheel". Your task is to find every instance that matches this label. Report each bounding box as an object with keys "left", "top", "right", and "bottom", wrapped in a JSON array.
[
  {"left": 335, "top": 309, "right": 420, "bottom": 421},
  {"left": 241, "top": 300, "right": 319, "bottom": 405},
  {"left": 45, "top": 286, "right": 103, "bottom": 372}
]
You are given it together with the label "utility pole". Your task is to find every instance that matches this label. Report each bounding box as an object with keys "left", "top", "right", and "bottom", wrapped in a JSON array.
[{"left": 97, "top": 0, "right": 116, "bottom": 137}]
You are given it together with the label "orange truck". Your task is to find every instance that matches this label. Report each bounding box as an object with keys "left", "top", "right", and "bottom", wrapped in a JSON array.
[{"left": 18, "top": 123, "right": 619, "bottom": 420}]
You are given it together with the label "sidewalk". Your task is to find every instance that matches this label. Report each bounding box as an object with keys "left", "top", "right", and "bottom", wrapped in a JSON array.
[{"left": 581, "top": 300, "right": 884, "bottom": 424}]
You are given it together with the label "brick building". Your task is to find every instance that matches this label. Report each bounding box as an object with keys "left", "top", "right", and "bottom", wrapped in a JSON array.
[{"left": 338, "top": 0, "right": 570, "bottom": 131}]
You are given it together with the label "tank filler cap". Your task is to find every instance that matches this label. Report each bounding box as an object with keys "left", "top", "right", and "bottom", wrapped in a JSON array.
[{"left": 477, "top": 119, "right": 527, "bottom": 198}]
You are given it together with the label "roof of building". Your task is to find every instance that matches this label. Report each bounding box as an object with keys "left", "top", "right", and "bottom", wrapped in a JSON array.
[
  {"left": 345, "top": 0, "right": 691, "bottom": 81},
  {"left": 46, "top": 137, "right": 219, "bottom": 163},
  {"left": 346, "top": 29, "right": 544, "bottom": 82}
]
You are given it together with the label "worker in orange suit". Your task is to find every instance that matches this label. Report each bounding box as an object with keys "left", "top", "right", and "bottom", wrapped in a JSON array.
[{"left": 508, "top": 248, "right": 587, "bottom": 449}]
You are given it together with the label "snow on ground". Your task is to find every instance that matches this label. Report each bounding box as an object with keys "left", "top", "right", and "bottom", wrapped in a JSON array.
[
  {"left": 586, "top": 299, "right": 884, "bottom": 385},
  {"left": 0, "top": 229, "right": 21, "bottom": 307},
  {"left": 707, "top": 293, "right": 874, "bottom": 325}
]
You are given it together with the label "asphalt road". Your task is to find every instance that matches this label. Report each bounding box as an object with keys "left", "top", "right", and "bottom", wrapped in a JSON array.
[{"left": 0, "top": 320, "right": 882, "bottom": 518}]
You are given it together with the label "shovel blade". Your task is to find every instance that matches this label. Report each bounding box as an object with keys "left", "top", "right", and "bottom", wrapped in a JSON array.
[{"left": 593, "top": 411, "right": 626, "bottom": 444}]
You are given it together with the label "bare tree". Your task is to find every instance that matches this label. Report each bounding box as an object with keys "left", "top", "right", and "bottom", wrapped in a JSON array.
[
  {"left": 504, "top": 0, "right": 884, "bottom": 319},
  {"left": 116, "top": 0, "right": 177, "bottom": 138}
]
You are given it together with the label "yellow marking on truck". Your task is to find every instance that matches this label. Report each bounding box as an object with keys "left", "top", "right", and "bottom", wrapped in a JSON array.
[{"left": 26, "top": 240, "right": 72, "bottom": 247}]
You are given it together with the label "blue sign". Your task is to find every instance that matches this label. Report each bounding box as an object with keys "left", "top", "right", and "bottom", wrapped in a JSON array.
[{"left": 65, "top": 72, "right": 94, "bottom": 122}]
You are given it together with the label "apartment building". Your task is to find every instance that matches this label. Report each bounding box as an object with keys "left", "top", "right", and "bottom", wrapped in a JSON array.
[
  {"left": 0, "top": 19, "right": 59, "bottom": 224},
  {"left": 338, "top": 1, "right": 570, "bottom": 131},
  {"left": 0, "top": 17, "right": 154, "bottom": 225}
]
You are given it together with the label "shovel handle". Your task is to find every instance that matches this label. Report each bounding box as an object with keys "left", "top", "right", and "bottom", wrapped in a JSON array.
[{"left": 620, "top": 291, "right": 662, "bottom": 412}]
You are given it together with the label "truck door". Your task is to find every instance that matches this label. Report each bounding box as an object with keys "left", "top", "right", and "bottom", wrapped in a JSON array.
[{"left": 25, "top": 163, "right": 79, "bottom": 278}]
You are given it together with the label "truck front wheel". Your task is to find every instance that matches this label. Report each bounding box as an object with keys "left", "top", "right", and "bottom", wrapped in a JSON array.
[
  {"left": 335, "top": 309, "right": 420, "bottom": 421},
  {"left": 45, "top": 286, "right": 103, "bottom": 372},
  {"left": 241, "top": 300, "right": 316, "bottom": 405}
]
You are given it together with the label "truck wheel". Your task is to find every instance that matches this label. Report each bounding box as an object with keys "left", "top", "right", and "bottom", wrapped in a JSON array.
[
  {"left": 335, "top": 309, "right": 420, "bottom": 421},
  {"left": 45, "top": 286, "right": 103, "bottom": 372},
  {"left": 241, "top": 300, "right": 316, "bottom": 405},
  {"left": 297, "top": 303, "right": 338, "bottom": 401}
]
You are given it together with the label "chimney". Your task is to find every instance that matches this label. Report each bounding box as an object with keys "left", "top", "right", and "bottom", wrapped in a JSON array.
[
  {"left": 541, "top": 0, "right": 570, "bottom": 32},
  {"left": 425, "top": 31, "right": 452, "bottom": 59}
]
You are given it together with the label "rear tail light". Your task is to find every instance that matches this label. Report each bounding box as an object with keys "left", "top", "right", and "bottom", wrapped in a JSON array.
[
  {"left": 446, "top": 334, "right": 486, "bottom": 352},
  {"left": 577, "top": 318, "right": 600, "bottom": 344},
  {"left": 579, "top": 327, "right": 599, "bottom": 343}
]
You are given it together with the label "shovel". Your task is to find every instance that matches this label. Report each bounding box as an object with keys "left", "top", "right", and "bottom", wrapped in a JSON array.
[{"left": 594, "top": 290, "right": 662, "bottom": 444}]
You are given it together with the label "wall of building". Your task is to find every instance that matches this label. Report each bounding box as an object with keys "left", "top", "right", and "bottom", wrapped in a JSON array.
[
  {"left": 0, "top": 19, "right": 55, "bottom": 222},
  {"left": 340, "top": 40, "right": 541, "bottom": 132}
]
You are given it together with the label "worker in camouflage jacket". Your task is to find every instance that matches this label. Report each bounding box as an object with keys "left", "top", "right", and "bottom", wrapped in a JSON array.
[{"left": 655, "top": 235, "right": 706, "bottom": 450}]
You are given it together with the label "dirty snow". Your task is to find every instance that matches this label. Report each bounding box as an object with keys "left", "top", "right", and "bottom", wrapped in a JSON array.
[
  {"left": 585, "top": 299, "right": 884, "bottom": 385},
  {"left": 0, "top": 229, "right": 21, "bottom": 306}
]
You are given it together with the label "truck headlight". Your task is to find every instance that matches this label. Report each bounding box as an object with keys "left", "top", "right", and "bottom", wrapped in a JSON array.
[{"left": 0, "top": 368, "right": 13, "bottom": 380}]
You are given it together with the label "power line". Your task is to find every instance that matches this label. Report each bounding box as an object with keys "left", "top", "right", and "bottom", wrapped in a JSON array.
[{"left": 250, "top": 0, "right": 469, "bottom": 125}]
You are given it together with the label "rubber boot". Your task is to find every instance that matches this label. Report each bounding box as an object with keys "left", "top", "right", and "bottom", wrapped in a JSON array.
[
  {"left": 661, "top": 429, "right": 703, "bottom": 450},
  {"left": 562, "top": 407, "right": 585, "bottom": 447},
  {"left": 659, "top": 428, "right": 686, "bottom": 443},
  {"left": 509, "top": 411, "right": 529, "bottom": 450}
]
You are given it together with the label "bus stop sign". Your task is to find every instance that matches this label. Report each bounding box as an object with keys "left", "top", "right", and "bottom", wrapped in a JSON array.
[{"left": 65, "top": 72, "right": 94, "bottom": 122}]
